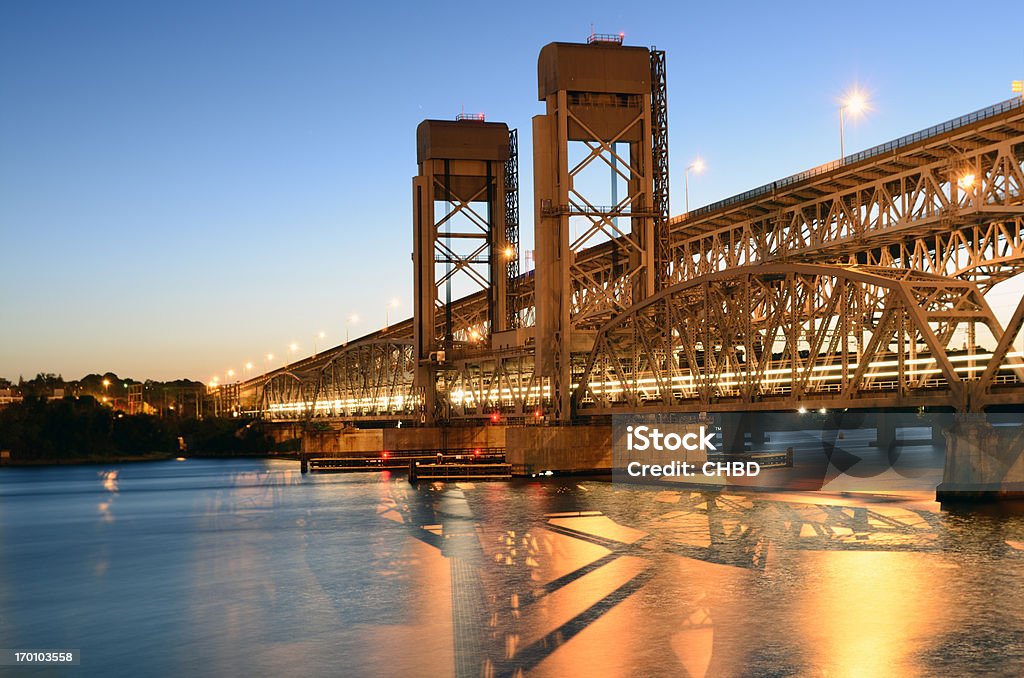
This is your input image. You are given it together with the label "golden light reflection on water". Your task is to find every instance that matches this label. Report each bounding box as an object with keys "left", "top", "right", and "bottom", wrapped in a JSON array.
[
  {"left": 793, "top": 550, "right": 950, "bottom": 678},
  {"left": 22, "top": 461, "right": 1021, "bottom": 676},
  {"left": 100, "top": 470, "right": 119, "bottom": 492},
  {"left": 97, "top": 470, "right": 119, "bottom": 523}
]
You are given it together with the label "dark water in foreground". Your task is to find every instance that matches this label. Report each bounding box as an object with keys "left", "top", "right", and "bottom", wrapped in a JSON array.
[{"left": 2, "top": 459, "right": 1024, "bottom": 677}]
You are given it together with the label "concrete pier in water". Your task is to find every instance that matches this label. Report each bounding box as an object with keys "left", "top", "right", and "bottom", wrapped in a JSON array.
[{"left": 936, "top": 414, "right": 1024, "bottom": 501}]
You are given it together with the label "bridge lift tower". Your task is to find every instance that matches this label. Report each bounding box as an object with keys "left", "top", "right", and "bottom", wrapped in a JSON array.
[
  {"left": 412, "top": 118, "right": 518, "bottom": 422},
  {"left": 533, "top": 36, "right": 670, "bottom": 420}
]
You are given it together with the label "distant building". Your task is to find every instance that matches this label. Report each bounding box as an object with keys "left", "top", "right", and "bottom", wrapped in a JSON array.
[{"left": 0, "top": 388, "right": 22, "bottom": 407}]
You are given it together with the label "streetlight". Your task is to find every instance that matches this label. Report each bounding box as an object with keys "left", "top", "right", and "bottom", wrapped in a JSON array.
[
  {"left": 347, "top": 314, "right": 360, "bottom": 343},
  {"left": 684, "top": 158, "right": 705, "bottom": 213},
  {"left": 839, "top": 89, "right": 869, "bottom": 160},
  {"left": 385, "top": 299, "right": 399, "bottom": 330},
  {"left": 288, "top": 342, "right": 298, "bottom": 363},
  {"left": 227, "top": 369, "right": 235, "bottom": 380},
  {"left": 313, "top": 331, "right": 326, "bottom": 357}
]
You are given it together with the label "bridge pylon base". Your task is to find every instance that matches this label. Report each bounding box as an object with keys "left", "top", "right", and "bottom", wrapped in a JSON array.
[{"left": 936, "top": 414, "right": 1024, "bottom": 501}]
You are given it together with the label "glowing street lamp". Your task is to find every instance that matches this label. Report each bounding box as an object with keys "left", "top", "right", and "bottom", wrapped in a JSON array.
[
  {"left": 839, "top": 89, "right": 869, "bottom": 160},
  {"left": 227, "top": 369, "right": 235, "bottom": 380},
  {"left": 313, "top": 331, "right": 326, "bottom": 357},
  {"left": 347, "top": 313, "right": 360, "bottom": 343},
  {"left": 385, "top": 299, "right": 399, "bottom": 330},
  {"left": 684, "top": 158, "right": 705, "bottom": 213}
]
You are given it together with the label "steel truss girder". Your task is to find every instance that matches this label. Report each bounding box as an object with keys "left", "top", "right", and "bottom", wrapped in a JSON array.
[
  {"left": 249, "top": 102, "right": 1024, "bottom": 422},
  {"left": 575, "top": 263, "right": 1024, "bottom": 415},
  {"left": 260, "top": 340, "right": 420, "bottom": 420},
  {"left": 435, "top": 348, "right": 547, "bottom": 421},
  {"left": 669, "top": 137, "right": 1024, "bottom": 286}
]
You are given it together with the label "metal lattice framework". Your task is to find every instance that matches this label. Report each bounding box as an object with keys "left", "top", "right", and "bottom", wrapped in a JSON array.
[
  {"left": 505, "top": 129, "right": 521, "bottom": 329},
  {"left": 243, "top": 97, "right": 1024, "bottom": 421},
  {"left": 650, "top": 48, "right": 671, "bottom": 289},
  {"left": 669, "top": 104, "right": 1024, "bottom": 287},
  {"left": 575, "top": 263, "right": 1024, "bottom": 414},
  {"left": 260, "top": 372, "right": 317, "bottom": 419},
  {"left": 261, "top": 340, "right": 419, "bottom": 420},
  {"left": 437, "top": 349, "right": 548, "bottom": 421},
  {"left": 539, "top": 106, "right": 657, "bottom": 327}
]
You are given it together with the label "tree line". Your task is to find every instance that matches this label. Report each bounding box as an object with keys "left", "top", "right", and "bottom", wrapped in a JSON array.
[{"left": 0, "top": 396, "right": 273, "bottom": 462}]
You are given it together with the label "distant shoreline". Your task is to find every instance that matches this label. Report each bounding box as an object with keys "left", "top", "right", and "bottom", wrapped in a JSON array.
[
  {"left": 0, "top": 452, "right": 175, "bottom": 467},
  {"left": 0, "top": 451, "right": 300, "bottom": 468}
]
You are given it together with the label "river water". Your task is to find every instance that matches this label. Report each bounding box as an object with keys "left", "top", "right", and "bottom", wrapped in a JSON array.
[{"left": 2, "top": 459, "right": 1024, "bottom": 677}]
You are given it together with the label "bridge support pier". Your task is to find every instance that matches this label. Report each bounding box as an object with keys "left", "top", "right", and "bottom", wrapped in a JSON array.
[
  {"left": 875, "top": 413, "right": 896, "bottom": 451},
  {"left": 936, "top": 414, "right": 1024, "bottom": 501}
]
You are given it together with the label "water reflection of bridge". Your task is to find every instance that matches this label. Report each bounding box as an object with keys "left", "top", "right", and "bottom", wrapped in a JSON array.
[{"left": 381, "top": 479, "right": 1024, "bottom": 677}]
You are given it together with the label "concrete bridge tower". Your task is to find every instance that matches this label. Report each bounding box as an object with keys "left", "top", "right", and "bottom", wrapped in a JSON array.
[
  {"left": 532, "top": 36, "right": 670, "bottom": 420},
  {"left": 412, "top": 118, "right": 517, "bottom": 422}
]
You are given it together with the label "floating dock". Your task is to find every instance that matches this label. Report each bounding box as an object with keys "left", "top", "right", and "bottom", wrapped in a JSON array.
[
  {"left": 303, "top": 448, "right": 506, "bottom": 475},
  {"left": 408, "top": 460, "right": 512, "bottom": 482}
]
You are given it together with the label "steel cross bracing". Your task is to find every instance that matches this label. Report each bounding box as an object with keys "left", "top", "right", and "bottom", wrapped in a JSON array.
[
  {"left": 650, "top": 48, "right": 671, "bottom": 289},
  {"left": 244, "top": 98, "right": 1024, "bottom": 421},
  {"left": 538, "top": 103, "right": 656, "bottom": 329},
  {"left": 260, "top": 339, "right": 420, "bottom": 421},
  {"left": 505, "top": 129, "right": 521, "bottom": 329},
  {"left": 668, "top": 98, "right": 1024, "bottom": 288},
  {"left": 574, "top": 264, "right": 1024, "bottom": 414}
]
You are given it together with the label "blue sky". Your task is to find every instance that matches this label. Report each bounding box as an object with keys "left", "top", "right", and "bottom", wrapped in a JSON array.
[{"left": 2, "top": 0, "right": 1023, "bottom": 381}]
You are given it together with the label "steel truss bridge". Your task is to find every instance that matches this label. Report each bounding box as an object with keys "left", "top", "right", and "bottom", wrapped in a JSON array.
[{"left": 234, "top": 94, "right": 1024, "bottom": 424}]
